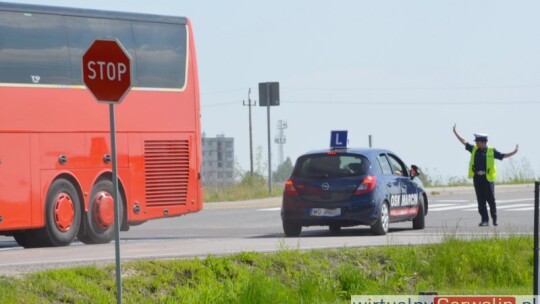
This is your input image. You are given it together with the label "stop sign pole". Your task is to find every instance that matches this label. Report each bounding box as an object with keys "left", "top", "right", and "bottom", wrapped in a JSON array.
[{"left": 82, "top": 38, "right": 132, "bottom": 304}]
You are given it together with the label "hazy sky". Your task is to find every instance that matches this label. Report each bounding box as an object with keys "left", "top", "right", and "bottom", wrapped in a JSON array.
[{"left": 6, "top": 0, "right": 540, "bottom": 181}]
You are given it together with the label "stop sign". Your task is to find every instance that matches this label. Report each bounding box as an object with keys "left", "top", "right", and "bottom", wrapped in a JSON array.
[{"left": 82, "top": 39, "right": 132, "bottom": 103}]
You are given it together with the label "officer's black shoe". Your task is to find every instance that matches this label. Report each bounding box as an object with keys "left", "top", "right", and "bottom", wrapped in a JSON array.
[
  {"left": 479, "top": 222, "right": 489, "bottom": 227},
  {"left": 493, "top": 221, "right": 498, "bottom": 226}
]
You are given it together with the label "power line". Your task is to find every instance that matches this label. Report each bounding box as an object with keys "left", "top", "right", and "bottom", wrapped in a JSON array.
[
  {"left": 201, "top": 88, "right": 247, "bottom": 96},
  {"left": 201, "top": 101, "right": 239, "bottom": 108},
  {"left": 284, "top": 100, "right": 540, "bottom": 105},
  {"left": 284, "top": 84, "right": 540, "bottom": 92},
  {"left": 202, "top": 99, "right": 540, "bottom": 107}
]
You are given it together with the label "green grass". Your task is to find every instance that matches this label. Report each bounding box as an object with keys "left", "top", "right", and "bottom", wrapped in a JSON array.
[
  {"left": 206, "top": 156, "right": 538, "bottom": 202},
  {"left": 419, "top": 157, "right": 537, "bottom": 188},
  {"left": 204, "top": 174, "right": 283, "bottom": 202},
  {"left": 0, "top": 235, "right": 533, "bottom": 303}
]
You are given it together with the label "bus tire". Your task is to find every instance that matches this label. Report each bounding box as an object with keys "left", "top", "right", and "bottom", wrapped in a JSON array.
[
  {"left": 13, "top": 230, "right": 34, "bottom": 248},
  {"left": 32, "top": 179, "right": 82, "bottom": 247},
  {"left": 78, "top": 179, "right": 123, "bottom": 244}
]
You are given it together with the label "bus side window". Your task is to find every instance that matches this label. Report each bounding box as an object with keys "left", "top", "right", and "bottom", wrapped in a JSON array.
[
  {"left": 66, "top": 16, "right": 136, "bottom": 86},
  {"left": 132, "top": 22, "right": 187, "bottom": 89},
  {"left": 0, "top": 11, "right": 70, "bottom": 84}
]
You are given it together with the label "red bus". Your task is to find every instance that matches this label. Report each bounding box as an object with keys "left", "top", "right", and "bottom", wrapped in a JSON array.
[{"left": 0, "top": 3, "right": 203, "bottom": 247}]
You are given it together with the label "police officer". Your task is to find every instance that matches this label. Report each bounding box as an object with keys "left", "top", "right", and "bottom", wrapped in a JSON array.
[{"left": 453, "top": 124, "right": 519, "bottom": 226}]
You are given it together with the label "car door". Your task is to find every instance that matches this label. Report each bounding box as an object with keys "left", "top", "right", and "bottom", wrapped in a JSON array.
[
  {"left": 387, "top": 153, "right": 420, "bottom": 219},
  {"left": 375, "top": 154, "right": 402, "bottom": 218}
]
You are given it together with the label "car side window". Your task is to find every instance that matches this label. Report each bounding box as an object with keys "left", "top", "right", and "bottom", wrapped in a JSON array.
[
  {"left": 387, "top": 154, "right": 408, "bottom": 177},
  {"left": 376, "top": 154, "right": 393, "bottom": 175}
]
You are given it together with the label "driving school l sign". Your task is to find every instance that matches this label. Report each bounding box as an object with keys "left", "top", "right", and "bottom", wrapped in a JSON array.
[
  {"left": 82, "top": 39, "right": 132, "bottom": 103},
  {"left": 330, "top": 130, "right": 348, "bottom": 148}
]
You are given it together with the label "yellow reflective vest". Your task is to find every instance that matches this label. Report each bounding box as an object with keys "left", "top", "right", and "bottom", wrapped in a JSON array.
[{"left": 468, "top": 146, "right": 496, "bottom": 182}]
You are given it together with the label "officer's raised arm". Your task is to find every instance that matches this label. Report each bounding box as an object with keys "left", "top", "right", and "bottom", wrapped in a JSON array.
[
  {"left": 453, "top": 124, "right": 467, "bottom": 146},
  {"left": 503, "top": 144, "right": 519, "bottom": 159}
]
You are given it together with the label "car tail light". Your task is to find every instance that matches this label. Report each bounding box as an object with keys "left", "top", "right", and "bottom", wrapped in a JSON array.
[
  {"left": 284, "top": 179, "right": 298, "bottom": 196},
  {"left": 354, "top": 175, "right": 377, "bottom": 195}
]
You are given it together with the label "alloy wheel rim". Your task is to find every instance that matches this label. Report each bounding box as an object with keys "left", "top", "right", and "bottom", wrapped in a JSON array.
[{"left": 381, "top": 203, "right": 389, "bottom": 232}]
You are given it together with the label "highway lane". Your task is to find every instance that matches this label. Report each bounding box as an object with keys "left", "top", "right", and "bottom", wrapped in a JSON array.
[{"left": 0, "top": 184, "right": 534, "bottom": 275}]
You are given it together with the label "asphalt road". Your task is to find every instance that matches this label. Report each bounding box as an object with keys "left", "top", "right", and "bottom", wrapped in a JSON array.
[{"left": 0, "top": 184, "right": 534, "bottom": 275}]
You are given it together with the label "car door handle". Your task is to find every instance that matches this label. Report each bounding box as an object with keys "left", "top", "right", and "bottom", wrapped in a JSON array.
[{"left": 387, "top": 183, "right": 392, "bottom": 187}]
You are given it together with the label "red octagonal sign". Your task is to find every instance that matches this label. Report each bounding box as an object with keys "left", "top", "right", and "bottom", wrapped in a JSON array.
[{"left": 82, "top": 39, "right": 132, "bottom": 103}]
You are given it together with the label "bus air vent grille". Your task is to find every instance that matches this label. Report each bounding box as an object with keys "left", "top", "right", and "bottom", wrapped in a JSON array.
[{"left": 144, "top": 140, "right": 190, "bottom": 206}]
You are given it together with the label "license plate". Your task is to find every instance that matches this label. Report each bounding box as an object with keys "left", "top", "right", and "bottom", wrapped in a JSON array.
[{"left": 310, "top": 208, "right": 341, "bottom": 217}]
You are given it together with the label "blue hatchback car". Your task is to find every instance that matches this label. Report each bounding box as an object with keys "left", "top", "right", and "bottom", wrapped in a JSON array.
[{"left": 281, "top": 147, "right": 428, "bottom": 236}]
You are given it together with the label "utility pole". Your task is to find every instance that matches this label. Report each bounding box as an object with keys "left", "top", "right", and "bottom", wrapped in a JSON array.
[{"left": 243, "top": 88, "right": 256, "bottom": 176}]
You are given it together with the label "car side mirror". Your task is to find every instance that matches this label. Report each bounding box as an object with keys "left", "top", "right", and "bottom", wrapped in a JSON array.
[{"left": 410, "top": 165, "right": 421, "bottom": 179}]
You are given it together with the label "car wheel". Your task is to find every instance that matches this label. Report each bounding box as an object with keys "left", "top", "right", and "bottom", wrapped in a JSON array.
[
  {"left": 283, "top": 220, "right": 302, "bottom": 237},
  {"left": 329, "top": 224, "right": 341, "bottom": 234},
  {"left": 371, "top": 201, "right": 389, "bottom": 235},
  {"left": 413, "top": 194, "right": 425, "bottom": 230},
  {"left": 78, "top": 179, "right": 123, "bottom": 244}
]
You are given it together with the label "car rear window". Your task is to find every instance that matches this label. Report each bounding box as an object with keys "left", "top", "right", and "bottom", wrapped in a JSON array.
[{"left": 293, "top": 154, "right": 370, "bottom": 178}]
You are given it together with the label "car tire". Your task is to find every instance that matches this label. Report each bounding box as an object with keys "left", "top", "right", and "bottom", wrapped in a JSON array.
[
  {"left": 283, "top": 220, "right": 302, "bottom": 237},
  {"left": 329, "top": 224, "right": 341, "bottom": 234},
  {"left": 412, "top": 194, "right": 425, "bottom": 230},
  {"left": 371, "top": 201, "right": 389, "bottom": 235}
]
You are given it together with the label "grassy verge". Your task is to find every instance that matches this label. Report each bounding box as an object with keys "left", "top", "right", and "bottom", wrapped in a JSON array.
[
  {"left": 204, "top": 174, "right": 283, "bottom": 202},
  {"left": 206, "top": 157, "right": 538, "bottom": 202},
  {"left": 0, "top": 235, "right": 533, "bottom": 303}
]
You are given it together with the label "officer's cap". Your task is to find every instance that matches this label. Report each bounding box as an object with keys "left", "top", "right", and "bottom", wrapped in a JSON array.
[{"left": 474, "top": 133, "right": 488, "bottom": 142}]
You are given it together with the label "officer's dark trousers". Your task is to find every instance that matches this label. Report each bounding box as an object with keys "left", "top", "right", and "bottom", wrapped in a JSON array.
[{"left": 473, "top": 175, "right": 497, "bottom": 223}]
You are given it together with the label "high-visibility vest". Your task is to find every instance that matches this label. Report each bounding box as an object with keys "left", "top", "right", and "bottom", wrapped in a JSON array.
[{"left": 468, "top": 146, "right": 496, "bottom": 181}]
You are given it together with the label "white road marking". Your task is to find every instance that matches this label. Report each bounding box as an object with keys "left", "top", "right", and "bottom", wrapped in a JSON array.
[
  {"left": 430, "top": 203, "right": 478, "bottom": 211},
  {"left": 497, "top": 198, "right": 533, "bottom": 203},
  {"left": 429, "top": 198, "right": 533, "bottom": 212},
  {"left": 429, "top": 203, "right": 459, "bottom": 207},
  {"left": 263, "top": 199, "right": 534, "bottom": 212},
  {"left": 509, "top": 207, "right": 535, "bottom": 211},
  {"left": 496, "top": 204, "right": 531, "bottom": 209},
  {"left": 258, "top": 207, "right": 281, "bottom": 211},
  {"left": 432, "top": 200, "right": 469, "bottom": 203}
]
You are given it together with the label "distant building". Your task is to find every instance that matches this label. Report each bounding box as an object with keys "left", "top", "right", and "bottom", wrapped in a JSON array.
[{"left": 201, "top": 133, "right": 235, "bottom": 186}]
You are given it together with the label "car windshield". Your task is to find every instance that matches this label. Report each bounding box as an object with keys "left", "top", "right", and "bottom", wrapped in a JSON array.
[{"left": 293, "top": 154, "right": 370, "bottom": 178}]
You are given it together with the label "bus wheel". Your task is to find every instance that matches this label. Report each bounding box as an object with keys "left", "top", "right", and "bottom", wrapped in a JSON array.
[
  {"left": 78, "top": 180, "right": 123, "bottom": 244},
  {"left": 33, "top": 179, "right": 82, "bottom": 247}
]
